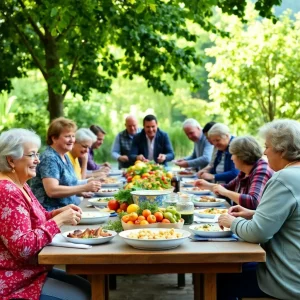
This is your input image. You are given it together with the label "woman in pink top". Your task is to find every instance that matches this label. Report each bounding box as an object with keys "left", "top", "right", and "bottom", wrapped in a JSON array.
[{"left": 0, "top": 129, "right": 90, "bottom": 300}]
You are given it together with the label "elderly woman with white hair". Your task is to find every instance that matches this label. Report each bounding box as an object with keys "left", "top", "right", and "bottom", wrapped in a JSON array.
[
  {"left": 175, "top": 118, "right": 213, "bottom": 169},
  {"left": 0, "top": 129, "right": 90, "bottom": 300},
  {"left": 218, "top": 119, "right": 300, "bottom": 299},
  {"left": 198, "top": 123, "right": 239, "bottom": 183},
  {"left": 195, "top": 136, "right": 274, "bottom": 209}
]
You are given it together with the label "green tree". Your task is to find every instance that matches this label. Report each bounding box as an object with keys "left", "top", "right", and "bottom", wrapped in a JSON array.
[
  {"left": 206, "top": 5, "right": 300, "bottom": 132},
  {"left": 0, "top": 0, "right": 282, "bottom": 120}
]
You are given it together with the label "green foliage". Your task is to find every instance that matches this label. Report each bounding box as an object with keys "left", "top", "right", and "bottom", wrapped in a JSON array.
[
  {"left": 206, "top": 4, "right": 300, "bottom": 133},
  {"left": 0, "top": 0, "right": 282, "bottom": 119}
]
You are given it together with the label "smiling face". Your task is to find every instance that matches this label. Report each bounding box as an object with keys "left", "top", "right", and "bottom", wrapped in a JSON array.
[
  {"left": 125, "top": 117, "right": 138, "bottom": 136},
  {"left": 184, "top": 125, "right": 201, "bottom": 142},
  {"left": 52, "top": 129, "right": 75, "bottom": 154},
  {"left": 144, "top": 120, "right": 157, "bottom": 140},
  {"left": 210, "top": 134, "right": 230, "bottom": 151},
  {"left": 72, "top": 140, "right": 93, "bottom": 158},
  {"left": 93, "top": 132, "right": 105, "bottom": 149},
  {"left": 263, "top": 138, "right": 284, "bottom": 171},
  {"left": 12, "top": 142, "right": 40, "bottom": 183}
]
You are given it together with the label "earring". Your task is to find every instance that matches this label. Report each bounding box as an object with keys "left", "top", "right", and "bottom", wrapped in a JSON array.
[{"left": 11, "top": 168, "right": 15, "bottom": 173}]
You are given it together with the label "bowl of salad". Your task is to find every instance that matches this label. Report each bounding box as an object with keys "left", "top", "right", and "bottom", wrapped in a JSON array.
[{"left": 130, "top": 189, "right": 173, "bottom": 206}]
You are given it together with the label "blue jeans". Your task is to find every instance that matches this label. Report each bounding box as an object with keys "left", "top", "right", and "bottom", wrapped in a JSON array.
[
  {"left": 40, "top": 268, "right": 91, "bottom": 300},
  {"left": 217, "top": 262, "right": 273, "bottom": 300}
]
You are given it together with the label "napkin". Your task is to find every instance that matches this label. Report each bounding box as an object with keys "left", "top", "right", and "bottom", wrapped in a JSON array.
[
  {"left": 189, "top": 234, "right": 238, "bottom": 242},
  {"left": 49, "top": 234, "right": 92, "bottom": 249},
  {"left": 194, "top": 215, "right": 219, "bottom": 223}
]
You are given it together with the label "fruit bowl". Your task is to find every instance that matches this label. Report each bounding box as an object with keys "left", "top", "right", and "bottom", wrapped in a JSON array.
[{"left": 130, "top": 189, "right": 173, "bottom": 206}]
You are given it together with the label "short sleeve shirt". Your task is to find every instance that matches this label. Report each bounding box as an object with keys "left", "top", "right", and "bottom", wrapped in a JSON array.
[{"left": 31, "top": 146, "right": 80, "bottom": 211}]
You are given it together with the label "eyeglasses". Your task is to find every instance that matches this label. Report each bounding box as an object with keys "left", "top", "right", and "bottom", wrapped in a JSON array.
[
  {"left": 24, "top": 153, "right": 40, "bottom": 160},
  {"left": 78, "top": 143, "right": 90, "bottom": 149}
]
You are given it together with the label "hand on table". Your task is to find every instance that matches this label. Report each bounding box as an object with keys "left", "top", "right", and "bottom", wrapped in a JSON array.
[
  {"left": 212, "top": 184, "right": 228, "bottom": 196},
  {"left": 136, "top": 155, "right": 148, "bottom": 162},
  {"left": 218, "top": 214, "right": 236, "bottom": 230},
  {"left": 199, "top": 172, "right": 215, "bottom": 181},
  {"left": 118, "top": 155, "right": 129, "bottom": 162},
  {"left": 175, "top": 160, "right": 188, "bottom": 168},
  {"left": 157, "top": 154, "right": 166, "bottom": 163},
  {"left": 194, "top": 179, "right": 215, "bottom": 190},
  {"left": 228, "top": 205, "right": 255, "bottom": 220}
]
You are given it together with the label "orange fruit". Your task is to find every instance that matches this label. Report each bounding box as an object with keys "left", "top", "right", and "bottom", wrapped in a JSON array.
[
  {"left": 127, "top": 221, "right": 134, "bottom": 225},
  {"left": 162, "top": 219, "right": 171, "bottom": 223},
  {"left": 140, "top": 220, "right": 149, "bottom": 225},
  {"left": 129, "top": 212, "right": 138, "bottom": 222},
  {"left": 138, "top": 215, "right": 146, "bottom": 221},
  {"left": 122, "top": 215, "right": 130, "bottom": 223},
  {"left": 147, "top": 215, "right": 156, "bottom": 223},
  {"left": 142, "top": 209, "right": 151, "bottom": 218}
]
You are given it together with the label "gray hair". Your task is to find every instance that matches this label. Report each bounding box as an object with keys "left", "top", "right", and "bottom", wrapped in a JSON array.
[
  {"left": 182, "top": 118, "right": 201, "bottom": 129},
  {"left": 259, "top": 119, "right": 300, "bottom": 161},
  {"left": 75, "top": 128, "right": 97, "bottom": 143},
  {"left": 208, "top": 123, "right": 230, "bottom": 138},
  {"left": 0, "top": 129, "right": 41, "bottom": 172},
  {"left": 229, "top": 136, "right": 263, "bottom": 165}
]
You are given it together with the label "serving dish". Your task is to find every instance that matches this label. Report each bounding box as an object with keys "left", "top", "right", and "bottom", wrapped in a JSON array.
[
  {"left": 94, "top": 189, "right": 119, "bottom": 197},
  {"left": 189, "top": 224, "right": 232, "bottom": 237},
  {"left": 62, "top": 229, "right": 117, "bottom": 245},
  {"left": 88, "top": 197, "right": 114, "bottom": 207},
  {"left": 131, "top": 189, "right": 173, "bottom": 206},
  {"left": 194, "top": 208, "right": 228, "bottom": 218},
  {"left": 119, "top": 228, "right": 191, "bottom": 250},
  {"left": 193, "top": 196, "right": 226, "bottom": 207},
  {"left": 78, "top": 211, "right": 110, "bottom": 225},
  {"left": 181, "top": 187, "right": 211, "bottom": 195}
]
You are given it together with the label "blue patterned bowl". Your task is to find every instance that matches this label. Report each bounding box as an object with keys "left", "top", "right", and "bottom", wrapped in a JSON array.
[{"left": 131, "top": 190, "right": 173, "bottom": 207}]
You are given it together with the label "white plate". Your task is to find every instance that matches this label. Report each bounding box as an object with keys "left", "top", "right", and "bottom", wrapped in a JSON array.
[
  {"left": 108, "top": 170, "right": 123, "bottom": 176},
  {"left": 101, "top": 182, "right": 122, "bottom": 188},
  {"left": 78, "top": 211, "right": 110, "bottom": 225},
  {"left": 181, "top": 188, "right": 211, "bottom": 195},
  {"left": 62, "top": 230, "right": 117, "bottom": 245},
  {"left": 88, "top": 197, "right": 114, "bottom": 207},
  {"left": 189, "top": 224, "right": 232, "bottom": 237},
  {"left": 178, "top": 174, "right": 196, "bottom": 178},
  {"left": 182, "top": 181, "right": 196, "bottom": 187},
  {"left": 194, "top": 208, "right": 228, "bottom": 219},
  {"left": 193, "top": 197, "right": 226, "bottom": 207},
  {"left": 94, "top": 189, "right": 119, "bottom": 197},
  {"left": 119, "top": 229, "right": 191, "bottom": 250}
]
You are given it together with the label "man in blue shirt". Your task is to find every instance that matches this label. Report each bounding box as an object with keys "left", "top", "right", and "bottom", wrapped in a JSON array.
[
  {"left": 129, "top": 114, "right": 174, "bottom": 166},
  {"left": 175, "top": 118, "right": 213, "bottom": 170},
  {"left": 111, "top": 115, "right": 140, "bottom": 169}
]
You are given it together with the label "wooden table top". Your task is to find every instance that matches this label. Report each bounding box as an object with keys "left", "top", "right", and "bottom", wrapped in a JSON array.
[{"left": 39, "top": 198, "right": 265, "bottom": 266}]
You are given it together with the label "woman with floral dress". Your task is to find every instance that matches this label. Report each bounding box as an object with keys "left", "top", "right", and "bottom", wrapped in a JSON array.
[{"left": 0, "top": 128, "right": 90, "bottom": 300}]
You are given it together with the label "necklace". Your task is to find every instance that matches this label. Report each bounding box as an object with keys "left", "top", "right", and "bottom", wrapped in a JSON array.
[{"left": 284, "top": 161, "right": 300, "bottom": 169}]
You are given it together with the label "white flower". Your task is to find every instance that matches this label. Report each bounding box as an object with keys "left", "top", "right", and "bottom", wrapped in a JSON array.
[
  {"left": 1, "top": 207, "right": 12, "bottom": 219},
  {"left": 16, "top": 205, "right": 29, "bottom": 216},
  {"left": 0, "top": 279, "right": 8, "bottom": 290},
  {"left": 5, "top": 271, "right": 13, "bottom": 277},
  {"left": 5, "top": 184, "right": 17, "bottom": 192},
  {"left": 20, "top": 246, "right": 31, "bottom": 258},
  {"left": 0, "top": 251, "right": 11, "bottom": 261},
  {"left": 11, "top": 229, "right": 23, "bottom": 242},
  {"left": 22, "top": 269, "right": 34, "bottom": 278}
]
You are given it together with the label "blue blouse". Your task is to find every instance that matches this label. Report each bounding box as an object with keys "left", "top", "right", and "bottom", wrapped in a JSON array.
[{"left": 31, "top": 146, "right": 80, "bottom": 211}]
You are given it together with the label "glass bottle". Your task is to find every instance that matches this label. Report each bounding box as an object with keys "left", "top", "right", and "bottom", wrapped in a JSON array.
[
  {"left": 171, "top": 172, "right": 180, "bottom": 193},
  {"left": 176, "top": 193, "right": 194, "bottom": 225}
]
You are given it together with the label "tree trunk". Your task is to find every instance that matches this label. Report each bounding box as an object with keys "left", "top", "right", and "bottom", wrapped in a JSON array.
[
  {"left": 47, "top": 86, "right": 64, "bottom": 120},
  {"left": 44, "top": 28, "right": 64, "bottom": 120}
]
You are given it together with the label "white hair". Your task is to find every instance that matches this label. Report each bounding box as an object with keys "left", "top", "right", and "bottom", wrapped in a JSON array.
[
  {"left": 208, "top": 123, "right": 230, "bottom": 137},
  {"left": 259, "top": 119, "right": 300, "bottom": 161},
  {"left": 75, "top": 128, "right": 97, "bottom": 143},
  {"left": 0, "top": 128, "right": 41, "bottom": 172},
  {"left": 182, "top": 118, "right": 201, "bottom": 129}
]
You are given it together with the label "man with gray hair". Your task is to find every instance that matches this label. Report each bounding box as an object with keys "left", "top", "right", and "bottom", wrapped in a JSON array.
[
  {"left": 175, "top": 118, "right": 213, "bottom": 169},
  {"left": 111, "top": 115, "right": 140, "bottom": 169}
]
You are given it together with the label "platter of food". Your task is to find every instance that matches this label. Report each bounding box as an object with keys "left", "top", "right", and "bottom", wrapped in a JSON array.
[
  {"left": 182, "top": 180, "right": 196, "bottom": 187},
  {"left": 181, "top": 187, "right": 211, "bottom": 195},
  {"left": 101, "top": 177, "right": 122, "bottom": 188},
  {"left": 62, "top": 228, "right": 117, "bottom": 245},
  {"left": 194, "top": 208, "right": 228, "bottom": 218},
  {"left": 88, "top": 197, "right": 114, "bottom": 207},
  {"left": 119, "top": 228, "right": 191, "bottom": 250},
  {"left": 108, "top": 170, "right": 123, "bottom": 177},
  {"left": 178, "top": 170, "right": 196, "bottom": 178},
  {"left": 189, "top": 224, "right": 232, "bottom": 237},
  {"left": 193, "top": 196, "right": 226, "bottom": 207},
  {"left": 78, "top": 211, "right": 110, "bottom": 225},
  {"left": 94, "top": 189, "right": 119, "bottom": 197}
]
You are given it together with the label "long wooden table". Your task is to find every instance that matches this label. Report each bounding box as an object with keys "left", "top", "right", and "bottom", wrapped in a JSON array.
[{"left": 38, "top": 199, "right": 265, "bottom": 300}]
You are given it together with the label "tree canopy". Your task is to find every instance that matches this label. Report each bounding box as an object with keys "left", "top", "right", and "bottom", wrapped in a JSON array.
[
  {"left": 206, "top": 4, "right": 300, "bottom": 132},
  {"left": 0, "top": 0, "right": 282, "bottom": 120}
]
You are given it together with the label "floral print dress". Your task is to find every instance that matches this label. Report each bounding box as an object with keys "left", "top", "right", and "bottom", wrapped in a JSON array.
[{"left": 0, "top": 180, "right": 60, "bottom": 299}]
